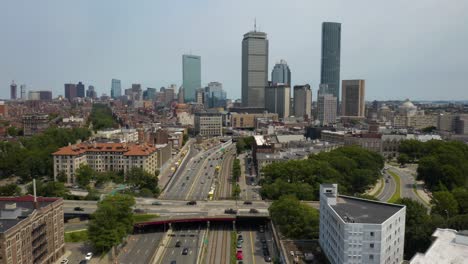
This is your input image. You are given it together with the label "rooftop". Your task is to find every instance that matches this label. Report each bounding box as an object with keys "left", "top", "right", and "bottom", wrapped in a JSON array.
[
  {"left": 331, "top": 195, "right": 404, "bottom": 224},
  {"left": 410, "top": 229, "right": 468, "bottom": 264},
  {"left": 0, "top": 195, "right": 60, "bottom": 233},
  {"left": 52, "top": 142, "right": 157, "bottom": 156}
]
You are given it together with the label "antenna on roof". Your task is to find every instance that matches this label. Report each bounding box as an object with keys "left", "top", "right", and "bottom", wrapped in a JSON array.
[
  {"left": 33, "top": 179, "right": 38, "bottom": 209},
  {"left": 254, "top": 18, "right": 257, "bottom": 32}
]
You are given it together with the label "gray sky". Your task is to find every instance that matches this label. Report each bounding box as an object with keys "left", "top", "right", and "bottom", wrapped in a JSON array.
[{"left": 1, "top": 0, "right": 468, "bottom": 101}]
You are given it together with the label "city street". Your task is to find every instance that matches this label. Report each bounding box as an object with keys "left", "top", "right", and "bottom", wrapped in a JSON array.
[
  {"left": 377, "top": 171, "right": 396, "bottom": 202},
  {"left": 388, "top": 165, "right": 429, "bottom": 207}
]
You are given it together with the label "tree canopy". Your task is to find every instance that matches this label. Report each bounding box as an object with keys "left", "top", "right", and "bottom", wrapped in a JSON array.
[
  {"left": 260, "top": 146, "right": 384, "bottom": 200},
  {"left": 269, "top": 195, "right": 319, "bottom": 239},
  {"left": 0, "top": 184, "right": 22, "bottom": 196},
  {"left": 89, "top": 104, "right": 117, "bottom": 131},
  {"left": 88, "top": 194, "right": 135, "bottom": 253},
  {"left": 126, "top": 167, "right": 160, "bottom": 198}
]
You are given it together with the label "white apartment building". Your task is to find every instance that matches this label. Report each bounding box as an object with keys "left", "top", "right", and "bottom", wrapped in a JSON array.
[
  {"left": 53, "top": 142, "right": 158, "bottom": 184},
  {"left": 194, "top": 112, "right": 223, "bottom": 136},
  {"left": 319, "top": 184, "right": 406, "bottom": 264}
]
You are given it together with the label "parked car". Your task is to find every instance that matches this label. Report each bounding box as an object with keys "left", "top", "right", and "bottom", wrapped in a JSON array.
[
  {"left": 264, "top": 255, "right": 272, "bottom": 262},
  {"left": 74, "top": 207, "right": 84, "bottom": 211},
  {"left": 237, "top": 240, "right": 242, "bottom": 248},
  {"left": 186, "top": 201, "right": 197, "bottom": 205},
  {"left": 85, "top": 252, "right": 93, "bottom": 260},
  {"left": 236, "top": 251, "right": 243, "bottom": 260},
  {"left": 237, "top": 235, "right": 243, "bottom": 242},
  {"left": 60, "top": 259, "right": 69, "bottom": 264}
]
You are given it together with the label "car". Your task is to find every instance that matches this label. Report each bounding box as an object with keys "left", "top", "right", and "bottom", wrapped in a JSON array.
[
  {"left": 74, "top": 207, "right": 84, "bottom": 211},
  {"left": 225, "top": 208, "right": 237, "bottom": 214},
  {"left": 237, "top": 241, "right": 242, "bottom": 248},
  {"left": 170, "top": 261, "right": 176, "bottom": 264},
  {"left": 261, "top": 238, "right": 267, "bottom": 244},
  {"left": 152, "top": 201, "right": 162, "bottom": 205},
  {"left": 85, "top": 252, "right": 93, "bottom": 260},
  {"left": 186, "top": 201, "right": 197, "bottom": 205},
  {"left": 60, "top": 259, "right": 69, "bottom": 264},
  {"left": 264, "top": 255, "right": 272, "bottom": 262},
  {"left": 259, "top": 226, "right": 265, "bottom": 233},
  {"left": 186, "top": 176, "right": 190, "bottom": 180},
  {"left": 79, "top": 261, "right": 87, "bottom": 264},
  {"left": 237, "top": 235, "right": 243, "bottom": 242},
  {"left": 175, "top": 241, "right": 181, "bottom": 247},
  {"left": 210, "top": 164, "right": 213, "bottom": 167},
  {"left": 290, "top": 251, "right": 295, "bottom": 256},
  {"left": 249, "top": 208, "right": 259, "bottom": 213},
  {"left": 262, "top": 243, "right": 268, "bottom": 249},
  {"left": 243, "top": 201, "right": 252, "bottom": 205},
  {"left": 236, "top": 251, "right": 243, "bottom": 260},
  {"left": 133, "top": 208, "right": 145, "bottom": 213},
  {"left": 385, "top": 179, "right": 389, "bottom": 183},
  {"left": 263, "top": 249, "right": 270, "bottom": 256},
  {"left": 182, "top": 248, "right": 189, "bottom": 255},
  {"left": 238, "top": 262, "right": 243, "bottom": 264}
]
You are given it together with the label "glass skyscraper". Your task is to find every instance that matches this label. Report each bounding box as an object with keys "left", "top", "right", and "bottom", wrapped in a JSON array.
[
  {"left": 320, "top": 22, "right": 341, "bottom": 110},
  {"left": 242, "top": 30, "right": 268, "bottom": 107},
  {"left": 182, "top": 54, "right": 201, "bottom": 102},
  {"left": 271, "top": 59, "right": 291, "bottom": 85},
  {"left": 111, "top": 79, "right": 122, "bottom": 99}
]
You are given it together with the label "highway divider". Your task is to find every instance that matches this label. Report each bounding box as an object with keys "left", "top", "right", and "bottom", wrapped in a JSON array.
[{"left": 150, "top": 229, "right": 173, "bottom": 264}]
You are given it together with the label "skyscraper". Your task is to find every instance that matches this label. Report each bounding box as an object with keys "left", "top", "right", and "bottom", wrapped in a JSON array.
[
  {"left": 20, "top": 84, "right": 26, "bottom": 100},
  {"left": 86, "top": 85, "right": 97, "bottom": 99},
  {"left": 320, "top": 22, "right": 341, "bottom": 110},
  {"left": 64, "top": 83, "right": 77, "bottom": 101},
  {"left": 341, "top": 79, "right": 366, "bottom": 117},
  {"left": 111, "top": 79, "right": 122, "bottom": 99},
  {"left": 242, "top": 29, "right": 268, "bottom": 107},
  {"left": 317, "top": 84, "right": 337, "bottom": 125},
  {"left": 293, "top": 84, "right": 312, "bottom": 119},
  {"left": 205, "top": 82, "right": 227, "bottom": 108},
  {"left": 10, "top": 81, "right": 17, "bottom": 100},
  {"left": 76, "top": 82, "right": 85, "bottom": 98},
  {"left": 271, "top": 59, "right": 291, "bottom": 85},
  {"left": 182, "top": 54, "right": 201, "bottom": 102},
  {"left": 265, "top": 83, "right": 290, "bottom": 119}
]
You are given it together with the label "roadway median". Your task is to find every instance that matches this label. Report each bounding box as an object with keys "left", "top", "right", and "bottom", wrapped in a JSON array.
[{"left": 387, "top": 170, "right": 401, "bottom": 203}]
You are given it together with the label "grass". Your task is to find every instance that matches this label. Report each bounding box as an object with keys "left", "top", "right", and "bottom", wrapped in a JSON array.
[
  {"left": 387, "top": 170, "right": 401, "bottom": 203},
  {"left": 413, "top": 183, "right": 431, "bottom": 207},
  {"left": 65, "top": 230, "right": 88, "bottom": 243},
  {"left": 230, "top": 231, "right": 237, "bottom": 264},
  {"left": 133, "top": 214, "right": 159, "bottom": 223}
]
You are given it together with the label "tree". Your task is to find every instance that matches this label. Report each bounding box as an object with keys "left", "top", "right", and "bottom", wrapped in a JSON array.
[
  {"left": 88, "top": 194, "right": 135, "bottom": 253},
  {"left": 431, "top": 191, "right": 459, "bottom": 218},
  {"left": 28, "top": 180, "right": 69, "bottom": 198},
  {"left": 232, "top": 184, "right": 241, "bottom": 198},
  {"left": 85, "top": 188, "right": 101, "bottom": 201},
  {"left": 452, "top": 188, "right": 468, "bottom": 214},
  {"left": 397, "top": 153, "right": 410, "bottom": 166},
  {"left": 76, "top": 165, "right": 95, "bottom": 187},
  {"left": 421, "top": 126, "right": 437, "bottom": 133},
  {"left": 89, "top": 104, "right": 117, "bottom": 131},
  {"left": 448, "top": 214, "right": 468, "bottom": 230},
  {"left": 269, "top": 195, "right": 319, "bottom": 239},
  {"left": 0, "top": 184, "right": 21, "bottom": 196},
  {"left": 126, "top": 167, "right": 160, "bottom": 197},
  {"left": 56, "top": 170, "right": 68, "bottom": 183}
]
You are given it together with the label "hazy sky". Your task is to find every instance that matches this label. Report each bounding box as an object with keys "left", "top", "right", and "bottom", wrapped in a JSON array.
[{"left": 1, "top": 0, "right": 468, "bottom": 101}]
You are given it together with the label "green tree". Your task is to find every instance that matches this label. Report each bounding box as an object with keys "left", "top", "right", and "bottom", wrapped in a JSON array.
[
  {"left": 421, "top": 126, "right": 437, "bottom": 133},
  {"left": 126, "top": 167, "right": 160, "bottom": 197},
  {"left": 431, "top": 191, "right": 459, "bottom": 218},
  {"left": 448, "top": 214, "right": 468, "bottom": 230},
  {"left": 452, "top": 188, "right": 468, "bottom": 214},
  {"left": 269, "top": 195, "right": 319, "bottom": 239},
  {"left": 88, "top": 194, "right": 135, "bottom": 253},
  {"left": 232, "top": 184, "right": 241, "bottom": 199},
  {"left": 0, "top": 184, "right": 21, "bottom": 196},
  {"left": 28, "top": 180, "right": 69, "bottom": 198},
  {"left": 397, "top": 153, "right": 410, "bottom": 166},
  {"left": 85, "top": 188, "right": 101, "bottom": 201},
  {"left": 89, "top": 104, "right": 117, "bottom": 131},
  {"left": 56, "top": 171, "right": 68, "bottom": 183},
  {"left": 76, "top": 165, "right": 95, "bottom": 187}
]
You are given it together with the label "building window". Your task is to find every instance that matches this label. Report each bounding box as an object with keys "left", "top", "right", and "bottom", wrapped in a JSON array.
[
  {"left": 370, "top": 232, "right": 374, "bottom": 236},
  {"left": 370, "top": 243, "right": 374, "bottom": 248},
  {"left": 369, "top": 254, "right": 374, "bottom": 260}
]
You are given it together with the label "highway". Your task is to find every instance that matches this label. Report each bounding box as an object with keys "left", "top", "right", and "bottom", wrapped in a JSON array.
[
  {"left": 117, "top": 232, "right": 164, "bottom": 264},
  {"left": 387, "top": 165, "right": 429, "bottom": 206},
  {"left": 204, "top": 224, "right": 231, "bottom": 264},
  {"left": 158, "top": 225, "right": 204, "bottom": 264},
  {"left": 216, "top": 145, "right": 236, "bottom": 199},
  {"left": 377, "top": 172, "right": 396, "bottom": 202},
  {"left": 237, "top": 224, "right": 275, "bottom": 264}
]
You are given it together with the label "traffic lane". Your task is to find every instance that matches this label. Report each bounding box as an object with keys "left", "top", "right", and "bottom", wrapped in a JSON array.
[
  {"left": 161, "top": 228, "right": 201, "bottom": 264},
  {"left": 389, "top": 166, "right": 426, "bottom": 204},
  {"left": 118, "top": 232, "right": 164, "bottom": 264},
  {"left": 377, "top": 174, "right": 396, "bottom": 202}
]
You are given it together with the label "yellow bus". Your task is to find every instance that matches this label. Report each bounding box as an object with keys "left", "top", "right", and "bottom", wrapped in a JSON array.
[
  {"left": 208, "top": 188, "right": 215, "bottom": 200},
  {"left": 215, "top": 165, "right": 221, "bottom": 173}
]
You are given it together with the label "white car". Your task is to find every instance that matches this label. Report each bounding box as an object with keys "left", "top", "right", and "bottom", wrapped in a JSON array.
[
  {"left": 60, "top": 259, "right": 69, "bottom": 264},
  {"left": 85, "top": 252, "right": 93, "bottom": 260}
]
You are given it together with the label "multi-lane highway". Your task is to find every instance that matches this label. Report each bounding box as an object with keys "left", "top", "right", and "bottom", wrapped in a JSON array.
[
  {"left": 117, "top": 232, "right": 164, "bottom": 264},
  {"left": 204, "top": 224, "right": 231, "bottom": 264},
  {"left": 377, "top": 171, "right": 397, "bottom": 201},
  {"left": 158, "top": 225, "right": 204, "bottom": 264}
]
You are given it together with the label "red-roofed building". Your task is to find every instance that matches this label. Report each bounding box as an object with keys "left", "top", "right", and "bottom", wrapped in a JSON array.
[{"left": 53, "top": 142, "right": 159, "bottom": 184}]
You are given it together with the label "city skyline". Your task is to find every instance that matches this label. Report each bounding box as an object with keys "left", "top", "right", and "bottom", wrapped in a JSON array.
[{"left": 1, "top": 0, "right": 468, "bottom": 101}]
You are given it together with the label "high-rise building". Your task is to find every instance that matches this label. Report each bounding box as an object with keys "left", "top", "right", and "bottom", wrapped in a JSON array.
[
  {"left": 320, "top": 22, "right": 341, "bottom": 110},
  {"left": 164, "top": 85, "right": 176, "bottom": 106},
  {"left": 131, "top": 84, "right": 142, "bottom": 101},
  {"left": 29, "top": 90, "right": 52, "bottom": 101},
  {"left": 76, "top": 82, "right": 85, "bottom": 98},
  {"left": 10, "top": 81, "right": 17, "bottom": 100},
  {"left": 242, "top": 29, "right": 268, "bottom": 107},
  {"left": 64, "top": 83, "right": 77, "bottom": 100},
  {"left": 195, "top": 88, "right": 205, "bottom": 105},
  {"left": 271, "top": 59, "right": 291, "bottom": 85},
  {"left": 20, "top": 84, "right": 26, "bottom": 100},
  {"left": 86, "top": 85, "right": 97, "bottom": 98},
  {"left": 317, "top": 84, "right": 337, "bottom": 125},
  {"left": 182, "top": 54, "right": 201, "bottom": 102},
  {"left": 319, "top": 184, "right": 406, "bottom": 264},
  {"left": 111, "top": 79, "right": 122, "bottom": 98},
  {"left": 293, "top": 84, "right": 312, "bottom": 119},
  {"left": 205, "top": 82, "right": 227, "bottom": 108},
  {"left": 178, "top": 86, "right": 184, "bottom": 104},
  {"left": 265, "top": 83, "right": 290, "bottom": 119},
  {"left": 342, "top": 79, "right": 366, "bottom": 117},
  {"left": 194, "top": 112, "right": 223, "bottom": 136},
  {"left": 143, "top": 88, "right": 156, "bottom": 101}
]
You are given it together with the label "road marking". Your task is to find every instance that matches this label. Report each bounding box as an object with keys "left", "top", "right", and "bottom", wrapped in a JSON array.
[{"left": 250, "top": 230, "right": 256, "bottom": 264}]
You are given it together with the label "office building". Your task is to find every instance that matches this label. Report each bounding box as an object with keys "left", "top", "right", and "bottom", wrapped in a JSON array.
[
  {"left": 265, "top": 83, "right": 290, "bottom": 119},
  {"left": 111, "top": 79, "right": 122, "bottom": 99},
  {"left": 10, "top": 81, "right": 17, "bottom": 100},
  {"left": 164, "top": 85, "right": 176, "bottom": 106},
  {"left": 293, "top": 84, "right": 312, "bottom": 119},
  {"left": 182, "top": 54, "right": 201, "bottom": 102},
  {"left": 86, "top": 85, "right": 97, "bottom": 99},
  {"left": 455, "top": 114, "right": 468, "bottom": 135},
  {"left": 131, "top": 84, "right": 142, "bottom": 102},
  {"left": 76, "top": 82, "right": 85, "bottom": 98},
  {"left": 271, "top": 59, "right": 291, "bottom": 85},
  {"left": 319, "top": 184, "right": 406, "bottom": 264},
  {"left": 178, "top": 86, "right": 184, "bottom": 103},
  {"left": 20, "top": 84, "right": 26, "bottom": 100},
  {"left": 194, "top": 112, "right": 223, "bottom": 136},
  {"left": 242, "top": 29, "right": 269, "bottom": 107},
  {"left": 342, "top": 79, "right": 366, "bottom": 117},
  {"left": 23, "top": 114, "right": 49, "bottom": 136},
  {"left": 317, "top": 85, "right": 337, "bottom": 125},
  {"left": 205, "top": 82, "right": 227, "bottom": 108},
  {"left": 320, "top": 22, "right": 341, "bottom": 110},
  {"left": 28, "top": 90, "right": 52, "bottom": 101},
  {"left": 0, "top": 195, "right": 65, "bottom": 264},
  {"left": 143, "top": 88, "right": 156, "bottom": 101},
  {"left": 230, "top": 112, "right": 278, "bottom": 129},
  {"left": 410, "top": 228, "right": 468, "bottom": 264},
  {"left": 53, "top": 142, "right": 159, "bottom": 184},
  {"left": 64, "top": 83, "right": 77, "bottom": 101}
]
